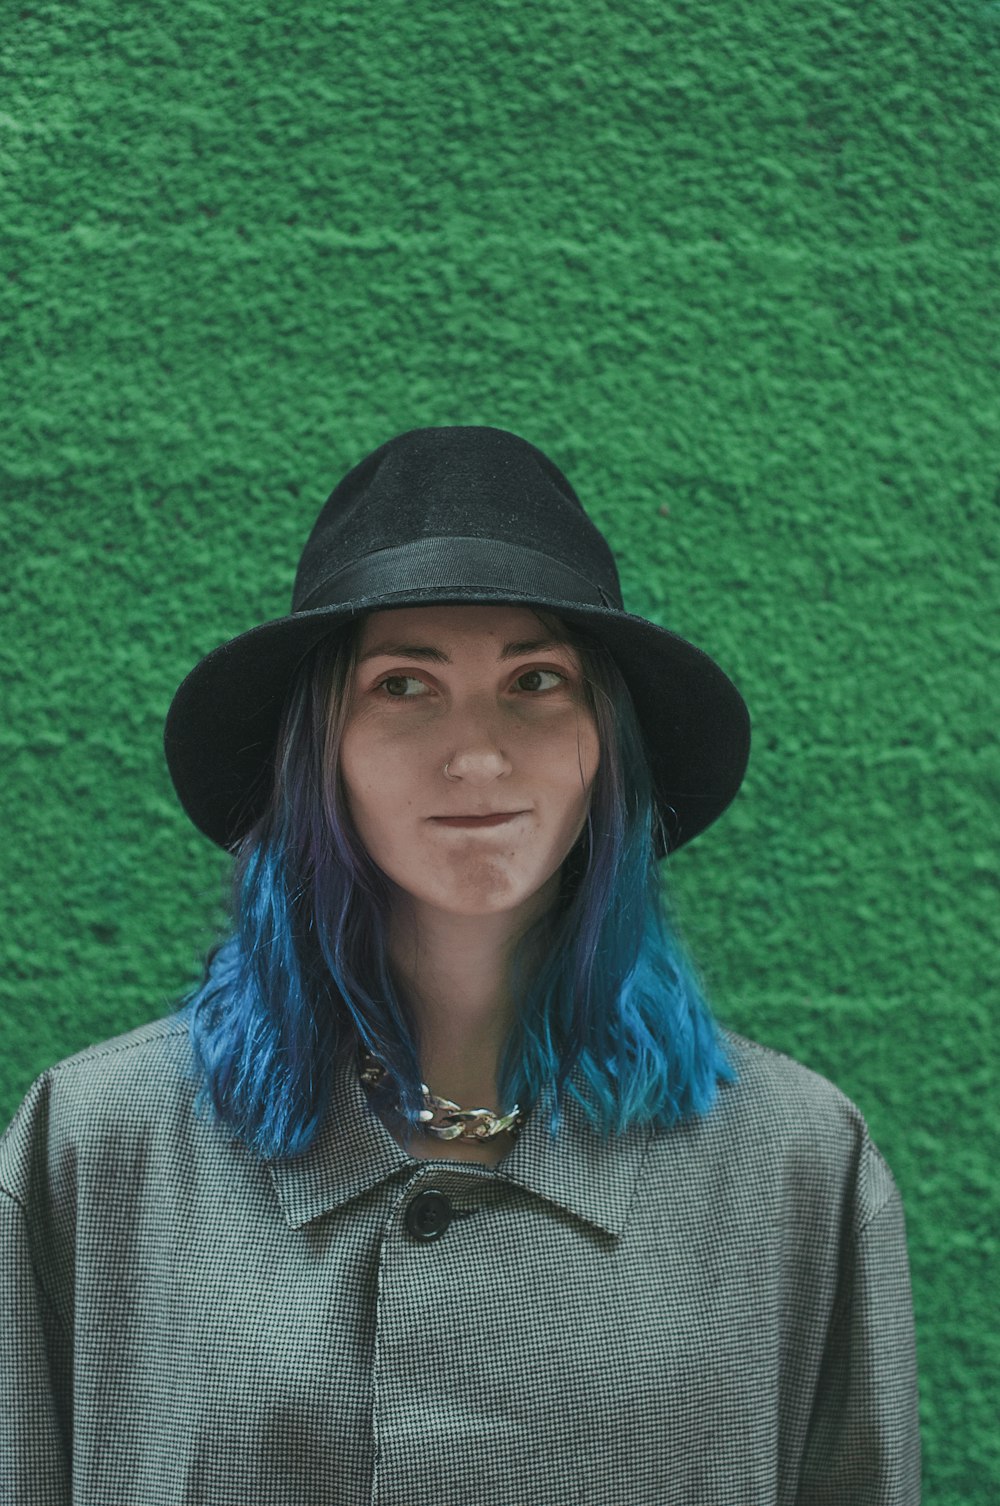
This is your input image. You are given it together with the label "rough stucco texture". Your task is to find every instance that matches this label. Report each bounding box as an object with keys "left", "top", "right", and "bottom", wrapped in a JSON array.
[{"left": 2, "top": 2, "right": 998, "bottom": 1500}]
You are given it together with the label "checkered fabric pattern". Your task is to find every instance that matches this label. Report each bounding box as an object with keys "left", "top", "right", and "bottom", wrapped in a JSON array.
[{"left": 1, "top": 1013, "right": 920, "bottom": 1504}]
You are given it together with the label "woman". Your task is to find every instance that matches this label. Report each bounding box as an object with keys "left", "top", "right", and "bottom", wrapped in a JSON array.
[{"left": 0, "top": 425, "right": 920, "bottom": 1504}]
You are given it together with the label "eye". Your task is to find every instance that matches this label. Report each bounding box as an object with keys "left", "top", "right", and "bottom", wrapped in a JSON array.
[
  {"left": 514, "top": 668, "right": 567, "bottom": 693},
  {"left": 375, "top": 674, "right": 429, "bottom": 699}
]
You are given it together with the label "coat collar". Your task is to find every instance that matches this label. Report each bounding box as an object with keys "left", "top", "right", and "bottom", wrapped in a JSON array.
[{"left": 268, "top": 1053, "right": 653, "bottom": 1238}]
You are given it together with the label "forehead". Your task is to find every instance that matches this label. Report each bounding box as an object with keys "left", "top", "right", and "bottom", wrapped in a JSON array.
[{"left": 357, "top": 603, "right": 560, "bottom": 648}]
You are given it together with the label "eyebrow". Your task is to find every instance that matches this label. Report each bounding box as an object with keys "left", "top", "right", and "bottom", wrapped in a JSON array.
[{"left": 357, "top": 637, "right": 568, "bottom": 666}]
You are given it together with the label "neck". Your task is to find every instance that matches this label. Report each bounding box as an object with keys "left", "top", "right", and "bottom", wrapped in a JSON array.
[{"left": 387, "top": 880, "right": 557, "bottom": 1109}]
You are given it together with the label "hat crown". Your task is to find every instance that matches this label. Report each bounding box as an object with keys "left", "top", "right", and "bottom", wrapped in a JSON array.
[{"left": 291, "top": 425, "right": 623, "bottom": 613}]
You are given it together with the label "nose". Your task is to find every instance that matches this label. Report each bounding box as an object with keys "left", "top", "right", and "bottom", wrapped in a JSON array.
[
  {"left": 440, "top": 704, "right": 513, "bottom": 782},
  {"left": 442, "top": 745, "right": 512, "bottom": 782},
  {"left": 437, "top": 692, "right": 517, "bottom": 782}
]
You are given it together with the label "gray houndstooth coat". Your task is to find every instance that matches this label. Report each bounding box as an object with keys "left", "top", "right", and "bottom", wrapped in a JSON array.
[{"left": 1, "top": 1013, "right": 920, "bottom": 1504}]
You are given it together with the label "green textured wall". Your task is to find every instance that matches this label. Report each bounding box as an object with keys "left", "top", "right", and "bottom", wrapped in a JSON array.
[{"left": 3, "top": 2, "right": 997, "bottom": 1498}]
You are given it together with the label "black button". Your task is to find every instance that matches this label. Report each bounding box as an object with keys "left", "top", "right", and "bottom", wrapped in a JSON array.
[{"left": 405, "top": 1188, "right": 453, "bottom": 1241}]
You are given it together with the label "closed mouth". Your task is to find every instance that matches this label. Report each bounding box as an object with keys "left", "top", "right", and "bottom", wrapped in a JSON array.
[{"left": 430, "top": 812, "right": 526, "bottom": 827}]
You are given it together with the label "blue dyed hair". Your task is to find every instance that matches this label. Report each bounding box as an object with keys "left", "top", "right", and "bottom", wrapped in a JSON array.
[{"left": 178, "top": 608, "right": 738, "bottom": 1161}]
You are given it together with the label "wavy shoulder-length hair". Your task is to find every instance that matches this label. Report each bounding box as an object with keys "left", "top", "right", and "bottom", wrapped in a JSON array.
[{"left": 178, "top": 607, "right": 738, "bottom": 1161}]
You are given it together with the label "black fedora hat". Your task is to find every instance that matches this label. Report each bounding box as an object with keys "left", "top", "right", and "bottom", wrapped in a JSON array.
[{"left": 163, "top": 425, "right": 750, "bottom": 858}]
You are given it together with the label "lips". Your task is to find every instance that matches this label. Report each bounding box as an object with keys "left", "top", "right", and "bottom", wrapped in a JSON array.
[{"left": 430, "top": 812, "right": 526, "bottom": 828}]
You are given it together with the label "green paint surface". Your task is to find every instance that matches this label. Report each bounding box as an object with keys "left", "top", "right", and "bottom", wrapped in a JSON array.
[{"left": 3, "top": 2, "right": 997, "bottom": 1497}]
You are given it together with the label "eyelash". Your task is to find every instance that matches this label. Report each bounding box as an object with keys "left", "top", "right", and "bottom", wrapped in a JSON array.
[{"left": 372, "top": 668, "right": 569, "bottom": 701}]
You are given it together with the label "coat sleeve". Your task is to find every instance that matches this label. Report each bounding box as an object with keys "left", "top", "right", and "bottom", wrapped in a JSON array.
[
  {"left": 0, "top": 1072, "right": 74, "bottom": 1506},
  {"left": 796, "top": 1153, "right": 922, "bottom": 1505},
  {"left": 1, "top": 1187, "right": 73, "bottom": 1504}
]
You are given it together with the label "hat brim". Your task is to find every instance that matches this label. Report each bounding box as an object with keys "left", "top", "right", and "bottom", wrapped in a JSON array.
[{"left": 163, "top": 590, "right": 750, "bottom": 859}]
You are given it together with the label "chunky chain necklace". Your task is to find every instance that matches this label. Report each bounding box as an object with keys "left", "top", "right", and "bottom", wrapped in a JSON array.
[{"left": 359, "top": 1050, "right": 525, "bottom": 1141}]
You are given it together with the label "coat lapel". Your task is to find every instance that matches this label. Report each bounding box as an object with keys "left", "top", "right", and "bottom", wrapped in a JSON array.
[{"left": 268, "top": 1054, "right": 653, "bottom": 1238}]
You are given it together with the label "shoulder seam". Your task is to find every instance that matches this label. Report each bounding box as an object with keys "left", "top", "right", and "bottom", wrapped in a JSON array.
[
  {"left": 855, "top": 1136, "right": 900, "bottom": 1237},
  {"left": 0, "top": 1186, "right": 72, "bottom": 1340},
  {"left": 857, "top": 1182, "right": 900, "bottom": 1237},
  {"left": 0, "top": 1182, "right": 27, "bottom": 1216},
  {"left": 722, "top": 1030, "right": 900, "bottom": 1235}
]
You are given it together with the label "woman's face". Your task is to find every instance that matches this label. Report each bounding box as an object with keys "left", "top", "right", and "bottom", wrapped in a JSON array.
[{"left": 339, "top": 604, "right": 600, "bottom": 919}]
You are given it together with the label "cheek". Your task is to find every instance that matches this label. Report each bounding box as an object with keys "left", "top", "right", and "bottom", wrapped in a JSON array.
[
  {"left": 341, "top": 711, "right": 391, "bottom": 775},
  {"left": 339, "top": 724, "right": 422, "bottom": 836},
  {"left": 338, "top": 724, "right": 384, "bottom": 813},
  {"left": 565, "top": 714, "right": 600, "bottom": 795}
]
